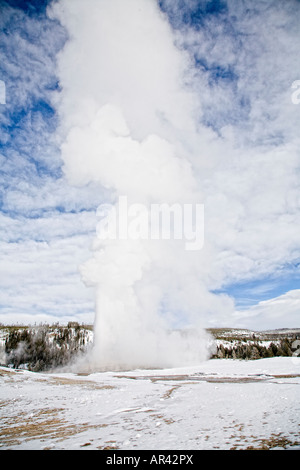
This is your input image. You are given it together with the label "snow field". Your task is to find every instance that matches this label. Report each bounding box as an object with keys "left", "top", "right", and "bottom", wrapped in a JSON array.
[{"left": 0, "top": 357, "right": 299, "bottom": 450}]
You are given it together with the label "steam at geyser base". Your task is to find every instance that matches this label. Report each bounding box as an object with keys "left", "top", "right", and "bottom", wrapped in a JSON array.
[
  {"left": 51, "top": 0, "right": 223, "bottom": 371},
  {"left": 76, "top": 196, "right": 212, "bottom": 371}
]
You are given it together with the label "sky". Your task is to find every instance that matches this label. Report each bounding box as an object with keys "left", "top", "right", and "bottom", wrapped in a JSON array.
[{"left": 0, "top": 0, "right": 300, "bottom": 332}]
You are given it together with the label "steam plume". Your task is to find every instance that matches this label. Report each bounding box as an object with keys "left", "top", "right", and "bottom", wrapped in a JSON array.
[{"left": 51, "top": 0, "right": 225, "bottom": 369}]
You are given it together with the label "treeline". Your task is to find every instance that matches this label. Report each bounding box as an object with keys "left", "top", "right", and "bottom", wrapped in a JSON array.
[
  {"left": 3, "top": 323, "right": 92, "bottom": 371},
  {"left": 2, "top": 325, "right": 299, "bottom": 370},
  {"left": 212, "top": 338, "right": 296, "bottom": 360}
]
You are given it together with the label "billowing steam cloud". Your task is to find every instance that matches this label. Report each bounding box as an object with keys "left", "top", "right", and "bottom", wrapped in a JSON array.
[{"left": 50, "top": 0, "right": 234, "bottom": 369}]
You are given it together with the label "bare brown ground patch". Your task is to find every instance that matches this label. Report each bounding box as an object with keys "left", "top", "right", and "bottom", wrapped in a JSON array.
[
  {"left": 117, "top": 371, "right": 300, "bottom": 385},
  {"left": 162, "top": 385, "right": 181, "bottom": 399},
  {"left": 0, "top": 368, "right": 15, "bottom": 377},
  {"left": 244, "top": 433, "right": 300, "bottom": 450},
  {"left": 228, "top": 429, "right": 300, "bottom": 450},
  {"left": 117, "top": 373, "right": 270, "bottom": 384},
  {"left": 49, "top": 375, "right": 115, "bottom": 390},
  {"left": 0, "top": 405, "right": 109, "bottom": 448}
]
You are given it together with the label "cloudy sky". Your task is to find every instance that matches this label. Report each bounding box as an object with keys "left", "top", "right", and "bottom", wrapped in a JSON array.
[{"left": 0, "top": 0, "right": 300, "bottom": 331}]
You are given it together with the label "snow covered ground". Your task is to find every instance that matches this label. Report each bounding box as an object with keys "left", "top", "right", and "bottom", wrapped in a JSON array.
[{"left": 1, "top": 357, "right": 299, "bottom": 450}]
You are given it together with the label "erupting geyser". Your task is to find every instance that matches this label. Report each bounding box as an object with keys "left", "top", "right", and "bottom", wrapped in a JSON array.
[{"left": 51, "top": 0, "right": 226, "bottom": 369}]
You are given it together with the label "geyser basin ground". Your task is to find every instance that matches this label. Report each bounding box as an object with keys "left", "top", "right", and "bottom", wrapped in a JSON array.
[{"left": 1, "top": 357, "right": 299, "bottom": 450}]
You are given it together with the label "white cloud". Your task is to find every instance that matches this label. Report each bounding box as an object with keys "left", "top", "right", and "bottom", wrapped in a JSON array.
[
  {"left": 0, "top": 235, "right": 95, "bottom": 324},
  {"left": 232, "top": 290, "right": 300, "bottom": 331},
  {"left": 174, "top": 0, "right": 300, "bottom": 291}
]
